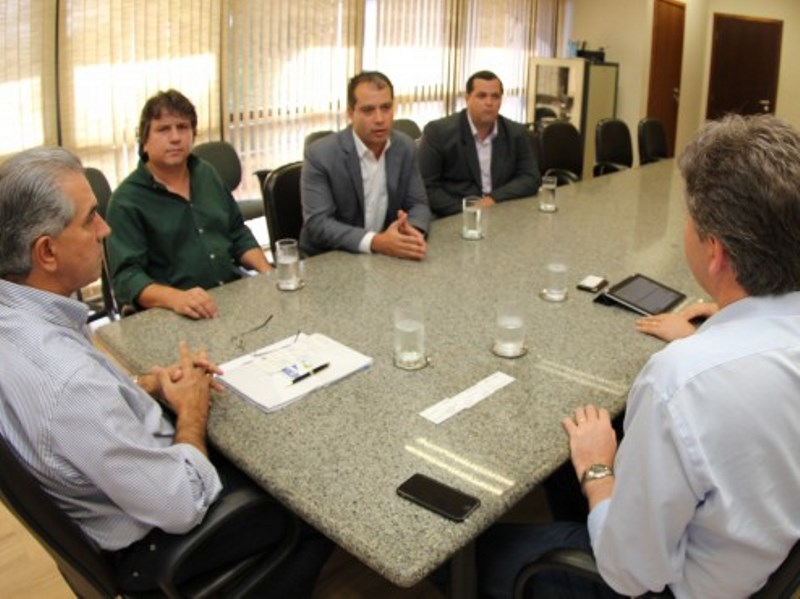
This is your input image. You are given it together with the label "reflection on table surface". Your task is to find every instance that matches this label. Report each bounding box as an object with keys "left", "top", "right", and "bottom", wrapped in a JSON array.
[{"left": 95, "top": 159, "right": 702, "bottom": 588}]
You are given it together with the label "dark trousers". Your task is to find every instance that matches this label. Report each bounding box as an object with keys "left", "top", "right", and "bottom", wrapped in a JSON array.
[
  {"left": 111, "top": 456, "right": 332, "bottom": 597},
  {"left": 478, "top": 522, "right": 623, "bottom": 599}
]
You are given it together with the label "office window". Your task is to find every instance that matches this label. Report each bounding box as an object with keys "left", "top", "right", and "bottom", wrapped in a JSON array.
[
  {"left": 1, "top": 0, "right": 562, "bottom": 196},
  {"left": 459, "top": 0, "right": 534, "bottom": 122},
  {"left": 0, "top": 0, "right": 57, "bottom": 156},
  {"left": 362, "top": 0, "right": 457, "bottom": 124},
  {"left": 226, "top": 0, "right": 361, "bottom": 197},
  {"left": 58, "top": 0, "right": 222, "bottom": 186}
]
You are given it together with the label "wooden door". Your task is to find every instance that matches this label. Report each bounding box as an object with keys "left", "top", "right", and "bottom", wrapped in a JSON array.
[
  {"left": 647, "top": 0, "right": 684, "bottom": 156},
  {"left": 706, "top": 13, "right": 782, "bottom": 119}
]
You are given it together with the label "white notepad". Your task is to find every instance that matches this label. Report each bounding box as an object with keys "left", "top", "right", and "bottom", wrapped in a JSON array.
[{"left": 219, "top": 333, "right": 372, "bottom": 412}]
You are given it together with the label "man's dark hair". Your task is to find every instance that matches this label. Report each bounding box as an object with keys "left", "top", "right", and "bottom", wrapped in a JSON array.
[
  {"left": 347, "top": 71, "right": 394, "bottom": 110},
  {"left": 466, "top": 70, "right": 504, "bottom": 94},
  {"left": 679, "top": 113, "right": 800, "bottom": 295},
  {"left": 136, "top": 89, "right": 198, "bottom": 160}
]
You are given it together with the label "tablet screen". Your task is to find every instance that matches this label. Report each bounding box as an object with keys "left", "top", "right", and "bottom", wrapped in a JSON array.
[{"left": 602, "top": 274, "right": 686, "bottom": 316}]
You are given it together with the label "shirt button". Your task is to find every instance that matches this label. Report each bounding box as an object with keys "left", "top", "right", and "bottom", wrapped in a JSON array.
[
  {"left": 209, "top": 253, "right": 215, "bottom": 260},
  {"left": 198, "top": 228, "right": 204, "bottom": 234}
]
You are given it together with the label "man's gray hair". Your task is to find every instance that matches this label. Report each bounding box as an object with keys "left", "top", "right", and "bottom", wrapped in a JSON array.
[
  {"left": 679, "top": 114, "right": 800, "bottom": 296},
  {"left": 0, "top": 147, "right": 84, "bottom": 278}
]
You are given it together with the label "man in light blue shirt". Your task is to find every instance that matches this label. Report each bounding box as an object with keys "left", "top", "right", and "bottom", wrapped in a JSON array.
[
  {"left": 0, "top": 147, "right": 330, "bottom": 596},
  {"left": 479, "top": 114, "right": 800, "bottom": 597}
]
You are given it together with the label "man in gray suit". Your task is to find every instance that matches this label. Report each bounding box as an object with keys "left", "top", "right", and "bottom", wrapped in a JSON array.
[
  {"left": 300, "top": 71, "right": 431, "bottom": 259},
  {"left": 418, "top": 71, "right": 540, "bottom": 217}
]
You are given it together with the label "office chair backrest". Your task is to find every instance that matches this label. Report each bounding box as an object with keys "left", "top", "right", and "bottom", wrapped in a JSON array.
[
  {"left": 595, "top": 118, "right": 633, "bottom": 168},
  {"left": 0, "top": 432, "right": 119, "bottom": 598},
  {"left": 539, "top": 120, "right": 583, "bottom": 184},
  {"left": 304, "top": 130, "right": 335, "bottom": 151},
  {"left": 393, "top": 118, "right": 422, "bottom": 140},
  {"left": 193, "top": 140, "right": 264, "bottom": 221},
  {"left": 84, "top": 167, "right": 120, "bottom": 321},
  {"left": 263, "top": 161, "right": 303, "bottom": 256},
  {"left": 193, "top": 140, "right": 243, "bottom": 192},
  {"left": 638, "top": 117, "right": 669, "bottom": 165},
  {"left": 84, "top": 167, "right": 112, "bottom": 218}
]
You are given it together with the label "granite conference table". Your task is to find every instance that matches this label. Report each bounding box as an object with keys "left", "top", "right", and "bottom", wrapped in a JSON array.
[{"left": 95, "top": 159, "right": 703, "bottom": 591}]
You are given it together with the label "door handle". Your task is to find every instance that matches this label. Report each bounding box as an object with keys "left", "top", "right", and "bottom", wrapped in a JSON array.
[{"left": 759, "top": 99, "right": 771, "bottom": 112}]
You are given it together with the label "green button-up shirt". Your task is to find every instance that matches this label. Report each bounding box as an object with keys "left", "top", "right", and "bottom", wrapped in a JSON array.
[{"left": 106, "top": 155, "right": 260, "bottom": 307}]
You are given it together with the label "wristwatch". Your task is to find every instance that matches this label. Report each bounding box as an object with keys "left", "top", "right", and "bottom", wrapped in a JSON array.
[{"left": 581, "top": 463, "right": 614, "bottom": 487}]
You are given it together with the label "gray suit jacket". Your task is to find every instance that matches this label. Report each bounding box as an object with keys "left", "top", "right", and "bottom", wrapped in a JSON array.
[
  {"left": 300, "top": 128, "right": 431, "bottom": 256},
  {"left": 418, "top": 110, "right": 540, "bottom": 217}
]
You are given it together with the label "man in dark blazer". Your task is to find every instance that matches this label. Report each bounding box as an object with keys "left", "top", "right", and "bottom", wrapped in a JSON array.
[
  {"left": 418, "top": 70, "right": 540, "bottom": 217},
  {"left": 300, "top": 71, "right": 431, "bottom": 258}
]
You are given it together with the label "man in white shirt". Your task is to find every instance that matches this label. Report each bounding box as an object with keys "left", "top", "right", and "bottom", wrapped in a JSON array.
[
  {"left": 479, "top": 114, "right": 800, "bottom": 598},
  {"left": 300, "top": 71, "right": 431, "bottom": 258}
]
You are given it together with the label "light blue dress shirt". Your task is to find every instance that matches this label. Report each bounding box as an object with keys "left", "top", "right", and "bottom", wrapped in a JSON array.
[
  {"left": 588, "top": 292, "right": 800, "bottom": 597},
  {"left": 0, "top": 279, "right": 222, "bottom": 551}
]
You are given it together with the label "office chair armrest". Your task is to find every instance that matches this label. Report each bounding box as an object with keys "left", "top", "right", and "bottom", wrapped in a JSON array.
[
  {"left": 237, "top": 198, "right": 265, "bottom": 221},
  {"left": 543, "top": 168, "right": 581, "bottom": 185},
  {"left": 593, "top": 162, "right": 630, "bottom": 177},
  {"left": 156, "top": 485, "right": 300, "bottom": 599},
  {"left": 513, "top": 548, "right": 676, "bottom": 599},
  {"left": 513, "top": 548, "right": 604, "bottom": 598}
]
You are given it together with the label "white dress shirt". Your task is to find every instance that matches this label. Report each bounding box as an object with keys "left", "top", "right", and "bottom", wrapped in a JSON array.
[
  {"left": 588, "top": 292, "right": 800, "bottom": 598},
  {"left": 353, "top": 131, "right": 391, "bottom": 253},
  {"left": 0, "top": 279, "right": 222, "bottom": 551},
  {"left": 467, "top": 112, "right": 498, "bottom": 195}
]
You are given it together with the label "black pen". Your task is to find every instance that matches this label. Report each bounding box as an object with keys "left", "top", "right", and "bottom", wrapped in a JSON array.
[{"left": 291, "top": 362, "right": 330, "bottom": 385}]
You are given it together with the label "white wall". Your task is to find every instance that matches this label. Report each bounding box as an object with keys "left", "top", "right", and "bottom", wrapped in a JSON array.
[
  {"left": 564, "top": 0, "right": 651, "bottom": 160},
  {"left": 564, "top": 0, "right": 800, "bottom": 157}
]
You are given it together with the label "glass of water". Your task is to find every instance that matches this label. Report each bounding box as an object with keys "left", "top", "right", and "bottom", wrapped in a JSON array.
[
  {"left": 492, "top": 300, "right": 527, "bottom": 358},
  {"left": 462, "top": 196, "right": 484, "bottom": 240},
  {"left": 539, "top": 175, "right": 558, "bottom": 213},
  {"left": 275, "top": 238, "right": 303, "bottom": 291},
  {"left": 393, "top": 299, "right": 427, "bottom": 370},
  {"left": 540, "top": 261, "right": 569, "bottom": 302}
]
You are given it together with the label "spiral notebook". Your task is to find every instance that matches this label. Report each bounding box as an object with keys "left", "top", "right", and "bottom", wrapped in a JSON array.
[{"left": 219, "top": 333, "right": 372, "bottom": 412}]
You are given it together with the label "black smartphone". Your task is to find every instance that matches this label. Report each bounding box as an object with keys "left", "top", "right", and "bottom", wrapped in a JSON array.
[{"left": 396, "top": 473, "right": 480, "bottom": 522}]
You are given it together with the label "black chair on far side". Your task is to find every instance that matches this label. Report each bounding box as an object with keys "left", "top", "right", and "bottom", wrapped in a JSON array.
[
  {"left": 393, "top": 118, "right": 422, "bottom": 140},
  {"left": 0, "top": 431, "right": 301, "bottom": 599},
  {"left": 262, "top": 161, "right": 304, "bottom": 259},
  {"left": 538, "top": 120, "right": 583, "bottom": 185},
  {"left": 638, "top": 117, "right": 669, "bottom": 165},
  {"left": 594, "top": 118, "right": 633, "bottom": 177},
  {"left": 83, "top": 167, "right": 119, "bottom": 322},
  {"left": 303, "top": 130, "right": 335, "bottom": 151},
  {"left": 513, "top": 541, "right": 800, "bottom": 599},
  {"left": 193, "top": 141, "right": 264, "bottom": 221}
]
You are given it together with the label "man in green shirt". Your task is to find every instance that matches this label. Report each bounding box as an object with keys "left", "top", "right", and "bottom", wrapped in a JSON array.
[{"left": 106, "top": 90, "right": 270, "bottom": 319}]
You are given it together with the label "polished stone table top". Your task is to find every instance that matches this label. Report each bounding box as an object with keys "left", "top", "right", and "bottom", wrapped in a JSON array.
[{"left": 95, "top": 159, "right": 704, "bottom": 587}]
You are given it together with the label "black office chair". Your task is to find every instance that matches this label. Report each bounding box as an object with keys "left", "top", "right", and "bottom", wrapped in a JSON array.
[
  {"left": 513, "top": 541, "right": 800, "bottom": 599},
  {"left": 193, "top": 141, "right": 264, "bottom": 221},
  {"left": 84, "top": 167, "right": 120, "bottom": 322},
  {"left": 638, "top": 117, "right": 669, "bottom": 165},
  {"left": 262, "top": 161, "right": 304, "bottom": 258},
  {"left": 303, "top": 130, "right": 335, "bottom": 151},
  {"left": 393, "top": 118, "right": 422, "bottom": 140},
  {"left": 539, "top": 120, "right": 583, "bottom": 185},
  {"left": 0, "top": 430, "right": 301, "bottom": 598},
  {"left": 594, "top": 118, "right": 633, "bottom": 177}
]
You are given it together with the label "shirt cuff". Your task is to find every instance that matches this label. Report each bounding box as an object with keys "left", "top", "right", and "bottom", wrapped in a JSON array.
[
  {"left": 587, "top": 498, "right": 611, "bottom": 547},
  {"left": 358, "top": 232, "right": 376, "bottom": 254}
]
